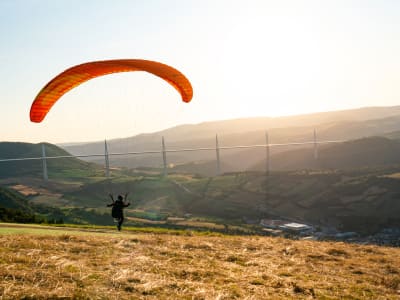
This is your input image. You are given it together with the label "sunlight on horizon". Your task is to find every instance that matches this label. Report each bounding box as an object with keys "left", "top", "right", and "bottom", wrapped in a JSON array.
[{"left": 1, "top": 0, "right": 400, "bottom": 143}]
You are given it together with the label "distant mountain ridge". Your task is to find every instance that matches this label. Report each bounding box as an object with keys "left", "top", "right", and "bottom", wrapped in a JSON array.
[
  {"left": 60, "top": 106, "right": 400, "bottom": 172},
  {"left": 62, "top": 105, "right": 400, "bottom": 147}
]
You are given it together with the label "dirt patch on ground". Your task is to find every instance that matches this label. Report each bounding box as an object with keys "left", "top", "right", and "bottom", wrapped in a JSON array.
[
  {"left": 126, "top": 217, "right": 166, "bottom": 225},
  {"left": 10, "top": 184, "right": 62, "bottom": 198},
  {"left": 0, "top": 177, "right": 81, "bottom": 194}
]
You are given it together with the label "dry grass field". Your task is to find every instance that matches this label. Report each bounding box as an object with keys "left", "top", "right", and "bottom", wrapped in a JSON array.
[{"left": 0, "top": 226, "right": 400, "bottom": 299}]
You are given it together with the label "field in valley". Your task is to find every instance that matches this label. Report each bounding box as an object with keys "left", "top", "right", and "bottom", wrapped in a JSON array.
[{"left": 0, "top": 223, "right": 399, "bottom": 299}]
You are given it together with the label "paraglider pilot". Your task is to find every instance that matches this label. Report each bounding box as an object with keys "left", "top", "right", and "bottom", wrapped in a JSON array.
[{"left": 107, "top": 193, "right": 130, "bottom": 231}]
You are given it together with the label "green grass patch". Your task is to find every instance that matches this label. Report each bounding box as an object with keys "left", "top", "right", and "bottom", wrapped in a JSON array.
[{"left": 0, "top": 222, "right": 225, "bottom": 237}]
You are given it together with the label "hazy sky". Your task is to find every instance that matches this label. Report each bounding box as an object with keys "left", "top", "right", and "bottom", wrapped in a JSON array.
[{"left": 1, "top": 0, "right": 400, "bottom": 143}]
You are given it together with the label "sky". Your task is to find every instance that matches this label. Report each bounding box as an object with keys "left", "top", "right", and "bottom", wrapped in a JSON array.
[{"left": 1, "top": 0, "right": 400, "bottom": 143}]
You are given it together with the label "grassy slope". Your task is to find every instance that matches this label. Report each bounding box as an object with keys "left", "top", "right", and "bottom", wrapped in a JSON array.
[
  {"left": 0, "top": 186, "right": 33, "bottom": 211},
  {"left": 0, "top": 224, "right": 399, "bottom": 299}
]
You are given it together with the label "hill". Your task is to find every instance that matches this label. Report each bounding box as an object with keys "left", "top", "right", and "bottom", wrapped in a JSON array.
[
  {"left": 1, "top": 225, "right": 399, "bottom": 299},
  {"left": 246, "top": 136, "right": 400, "bottom": 171},
  {"left": 0, "top": 142, "right": 101, "bottom": 180}
]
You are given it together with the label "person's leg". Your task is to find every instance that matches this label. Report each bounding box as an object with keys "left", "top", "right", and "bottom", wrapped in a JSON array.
[
  {"left": 118, "top": 216, "right": 124, "bottom": 231},
  {"left": 119, "top": 215, "right": 124, "bottom": 230}
]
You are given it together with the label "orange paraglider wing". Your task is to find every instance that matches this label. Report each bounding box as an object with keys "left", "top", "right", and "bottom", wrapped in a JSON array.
[{"left": 30, "top": 59, "right": 193, "bottom": 123}]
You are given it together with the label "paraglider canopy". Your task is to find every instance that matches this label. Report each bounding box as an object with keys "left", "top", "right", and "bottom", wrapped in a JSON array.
[{"left": 30, "top": 59, "right": 193, "bottom": 123}]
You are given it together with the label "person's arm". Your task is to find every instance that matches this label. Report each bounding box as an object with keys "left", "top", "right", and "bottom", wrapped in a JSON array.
[
  {"left": 123, "top": 193, "right": 130, "bottom": 207},
  {"left": 107, "top": 194, "right": 115, "bottom": 207}
]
